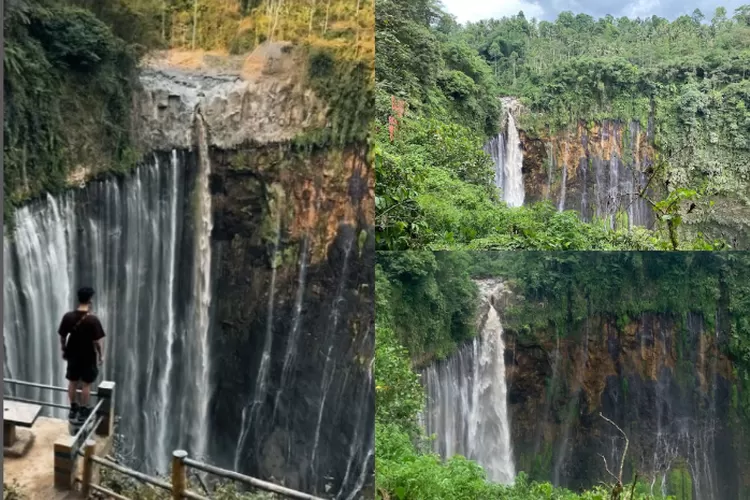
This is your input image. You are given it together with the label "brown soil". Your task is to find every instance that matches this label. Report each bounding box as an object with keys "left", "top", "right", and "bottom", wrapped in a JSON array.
[{"left": 4, "top": 417, "right": 113, "bottom": 500}]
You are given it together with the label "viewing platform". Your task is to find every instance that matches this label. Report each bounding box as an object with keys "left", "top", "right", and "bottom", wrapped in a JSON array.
[
  {"left": 3, "top": 379, "right": 116, "bottom": 499},
  {"left": 4, "top": 416, "right": 113, "bottom": 499},
  {"left": 3, "top": 378, "right": 326, "bottom": 500}
]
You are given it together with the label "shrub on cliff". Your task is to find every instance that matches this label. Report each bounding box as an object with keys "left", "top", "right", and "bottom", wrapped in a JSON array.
[{"left": 4, "top": 1, "right": 140, "bottom": 221}]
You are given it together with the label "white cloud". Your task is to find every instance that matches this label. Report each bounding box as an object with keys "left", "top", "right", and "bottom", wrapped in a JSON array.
[
  {"left": 624, "top": 0, "right": 661, "bottom": 18},
  {"left": 440, "top": 0, "right": 546, "bottom": 23}
]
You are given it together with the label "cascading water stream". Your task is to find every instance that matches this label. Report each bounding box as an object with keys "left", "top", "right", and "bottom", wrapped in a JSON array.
[
  {"left": 311, "top": 233, "right": 355, "bottom": 478},
  {"left": 233, "top": 202, "right": 283, "bottom": 471},
  {"left": 191, "top": 111, "right": 214, "bottom": 462},
  {"left": 154, "top": 150, "right": 180, "bottom": 474},
  {"left": 3, "top": 158, "right": 192, "bottom": 473},
  {"left": 424, "top": 301, "right": 515, "bottom": 484},
  {"left": 503, "top": 114, "right": 525, "bottom": 208},
  {"left": 485, "top": 112, "right": 525, "bottom": 208}
]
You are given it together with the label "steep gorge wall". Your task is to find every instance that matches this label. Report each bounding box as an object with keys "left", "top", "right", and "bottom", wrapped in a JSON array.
[
  {"left": 520, "top": 120, "right": 657, "bottom": 230},
  {"left": 132, "top": 49, "right": 376, "bottom": 498},
  {"left": 503, "top": 311, "right": 746, "bottom": 499},
  {"left": 493, "top": 97, "right": 750, "bottom": 248},
  {"left": 422, "top": 275, "right": 750, "bottom": 499},
  {"left": 4, "top": 45, "right": 374, "bottom": 499}
]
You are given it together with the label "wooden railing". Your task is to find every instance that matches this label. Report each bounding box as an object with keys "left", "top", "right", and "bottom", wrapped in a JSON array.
[
  {"left": 3, "top": 377, "right": 116, "bottom": 489},
  {"left": 5, "top": 377, "right": 325, "bottom": 499},
  {"left": 79, "top": 446, "right": 327, "bottom": 500}
]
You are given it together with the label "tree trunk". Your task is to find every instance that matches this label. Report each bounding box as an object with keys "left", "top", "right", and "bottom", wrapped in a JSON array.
[
  {"left": 161, "top": 1, "right": 167, "bottom": 44},
  {"left": 270, "top": 0, "right": 283, "bottom": 42},
  {"left": 355, "top": 0, "right": 361, "bottom": 55},
  {"left": 191, "top": 0, "right": 199, "bottom": 50},
  {"left": 309, "top": 0, "right": 316, "bottom": 36},
  {"left": 324, "top": 0, "right": 331, "bottom": 33}
]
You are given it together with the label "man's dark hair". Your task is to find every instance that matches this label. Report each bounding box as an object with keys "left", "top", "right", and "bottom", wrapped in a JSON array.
[{"left": 77, "top": 287, "right": 95, "bottom": 304}]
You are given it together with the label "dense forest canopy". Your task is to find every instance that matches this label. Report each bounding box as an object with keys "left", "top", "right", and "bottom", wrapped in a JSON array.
[
  {"left": 375, "top": 251, "right": 750, "bottom": 499},
  {"left": 3, "top": 0, "right": 373, "bottom": 223},
  {"left": 375, "top": 0, "right": 749, "bottom": 251}
]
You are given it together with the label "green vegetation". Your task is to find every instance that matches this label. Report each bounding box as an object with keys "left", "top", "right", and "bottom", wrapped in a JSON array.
[
  {"left": 376, "top": 251, "right": 750, "bottom": 498},
  {"left": 4, "top": 0, "right": 141, "bottom": 220},
  {"left": 375, "top": 0, "right": 750, "bottom": 250}
]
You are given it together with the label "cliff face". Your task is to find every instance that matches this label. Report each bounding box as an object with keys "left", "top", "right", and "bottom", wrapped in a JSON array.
[
  {"left": 497, "top": 98, "right": 750, "bottom": 248},
  {"left": 207, "top": 144, "right": 374, "bottom": 496},
  {"left": 4, "top": 43, "right": 374, "bottom": 498},
  {"left": 131, "top": 47, "right": 375, "bottom": 497},
  {"left": 505, "top": 312, "right": 744, "bottom": 500},
  {"left": 424, "top": 278, "right": 748, "bottom": 499},
  {"left": 520, "top": 120, "right": 657, "bottom": 230}
]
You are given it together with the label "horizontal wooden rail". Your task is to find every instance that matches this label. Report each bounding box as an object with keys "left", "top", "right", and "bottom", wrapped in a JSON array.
[
  {"left": 90, "top": 483, "right": 130, "bottom": 500},
  {"left": 4, "top": 378, "right": 98, "bottom": 396},
  {"left": 4, "top": 395, "right": 70, "bottom": 410},
  {"left": 181, "top": 455, "right": 326, "bottom": 500},
  {"left": 91, "top": 455, "right": 174, "bottom": 491},
  {"left": 80, "top": 447, "right": 326, "bottom": 500}
]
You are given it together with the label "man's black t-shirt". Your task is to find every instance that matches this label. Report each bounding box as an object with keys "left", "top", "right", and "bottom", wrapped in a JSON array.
[{"left": 58, "top": 311, "right": 105, "bottom": 365}]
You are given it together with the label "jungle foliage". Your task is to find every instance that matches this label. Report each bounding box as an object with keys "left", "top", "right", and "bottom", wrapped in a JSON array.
[
  {"left": 374, "top": 251, "right": 712, "bottom": 499},
  {"left": 375, "top": 0, "right": 750, "bottom": 250}
]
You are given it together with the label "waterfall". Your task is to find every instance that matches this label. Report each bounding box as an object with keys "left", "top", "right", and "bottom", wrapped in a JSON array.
[
  {"left": 233, "top": 198, "right": 282, "bottom": 471},
  {"left": 485, "top": 112, "right": 525, "bottom": 208},
  {"left": 424, "top": 304, "right": 515, "bottom": 484},
  {"left": 2, "top": 156, "right": 202, "bottom": 473},
  {"left": 191, "top": 112, "right": 214, "bottom": 461},
  {"left": 558, "top": 162, "right": 568, "bottom": 212},
  {"left": 504, "top": 114, "right": 525, "bottom": 208},
  {"left": 485, "top": 131, "right": 506, "bottom": 196}
]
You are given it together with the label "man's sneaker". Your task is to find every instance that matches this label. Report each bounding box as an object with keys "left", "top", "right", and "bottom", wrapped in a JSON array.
[
  {"left": 68, "top": 403, "right": 79, "bottom": 423},
  {"left": 76, "top": 406, "right": 92, "bottom": 426}
]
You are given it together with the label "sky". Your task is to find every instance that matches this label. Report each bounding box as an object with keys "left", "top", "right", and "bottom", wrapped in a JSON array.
[{"left": 439, "top": 0, "right": 747, "bottom": 23}]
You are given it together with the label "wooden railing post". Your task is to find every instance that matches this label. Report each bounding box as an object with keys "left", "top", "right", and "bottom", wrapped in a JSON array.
[
  {"left": 53, "top": 437, "right": 76, "bottom": 490},
  {"left": 95, "top": 381, "right": 116, "bottom": 437},
  {"left": 172, "top": 449, "right": 188, "bottom": 499},
  {"left": 81, "top": 439, "right": 97, "bottom": 496}
]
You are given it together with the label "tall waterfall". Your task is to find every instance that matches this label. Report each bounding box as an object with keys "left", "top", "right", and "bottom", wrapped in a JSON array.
[
  {"left": 3, "top": 153, "right": 206, "bottom": 474},
  {"left": 424, "top": 304, "right": 515, "bottom": 484},
  {"left": 485, "top": 112, "right": 525, "bottom": 208},
  {"left": 191, "top": 112, "right": 214, "bottom": 461}
]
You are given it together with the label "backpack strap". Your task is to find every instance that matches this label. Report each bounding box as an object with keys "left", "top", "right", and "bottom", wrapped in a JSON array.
[{"left": 65, "top": 312, "right": 90, "bottom": 348}]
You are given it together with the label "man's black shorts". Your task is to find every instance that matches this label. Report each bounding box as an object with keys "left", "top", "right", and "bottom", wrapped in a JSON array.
[{"left": 66, "top": 361, "right": 98, "bottom": 384}]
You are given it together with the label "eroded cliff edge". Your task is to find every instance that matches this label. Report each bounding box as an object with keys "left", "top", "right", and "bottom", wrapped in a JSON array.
[{"left": 133, "top": 47, "right": 374, "bottom": 497}]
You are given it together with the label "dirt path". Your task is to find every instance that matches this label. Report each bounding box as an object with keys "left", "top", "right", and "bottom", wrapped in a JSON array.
[{"left": 4, "top": 417, "right": 112, "bottom": 500}]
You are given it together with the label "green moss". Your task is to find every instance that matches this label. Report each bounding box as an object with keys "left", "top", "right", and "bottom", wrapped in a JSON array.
[
  {"left": 305, "top": 45, "right": 373, "bottom": 147},
  {"left": 260, "top": 183, "right": 287, "bottom": 246},
  {"left": 228, "top": 151, "right": 255, "bottom": 171},
  {"left": 527, "top": 442, "right": 554, "bottom": 480}
]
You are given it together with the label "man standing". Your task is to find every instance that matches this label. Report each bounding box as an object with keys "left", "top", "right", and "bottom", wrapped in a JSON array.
[{"left": 58, "top": 286, "right": 106, "bottom": 426}]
